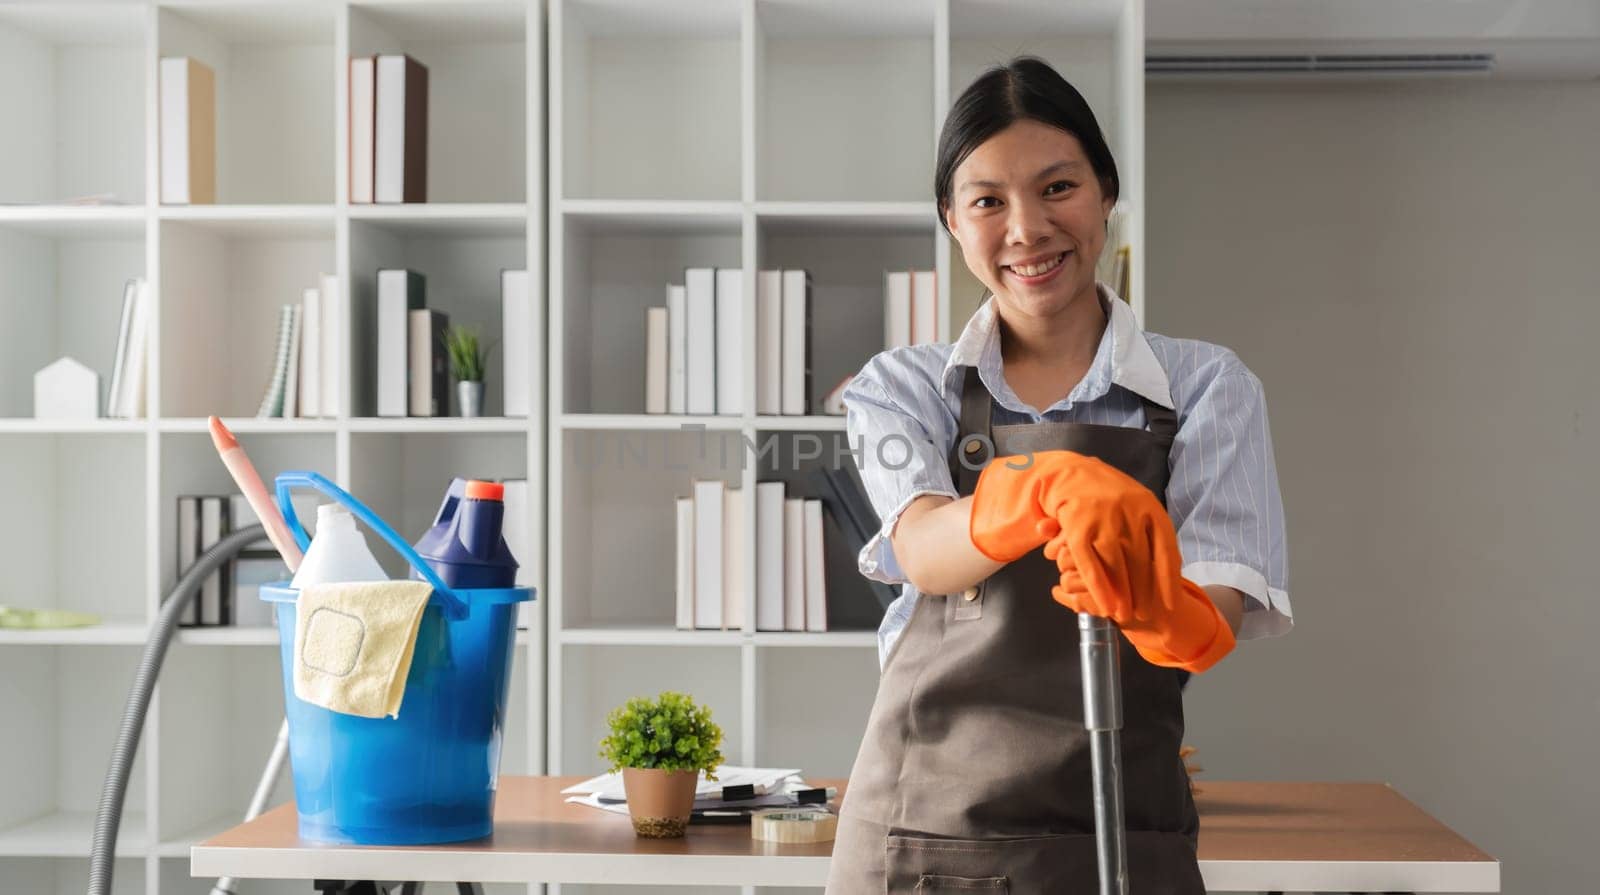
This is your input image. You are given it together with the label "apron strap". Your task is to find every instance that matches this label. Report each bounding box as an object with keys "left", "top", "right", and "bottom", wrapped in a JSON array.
[
  {"left": 1141, "top": 397, "right": 1179, "bottom": 441},
  {"left": 951, "top": 366, "right": 992, "bottom": 495}
]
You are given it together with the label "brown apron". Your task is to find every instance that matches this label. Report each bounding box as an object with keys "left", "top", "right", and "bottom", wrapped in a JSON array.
[{"left": 826, "top": 367, "right": 1205, "bottom": 894}]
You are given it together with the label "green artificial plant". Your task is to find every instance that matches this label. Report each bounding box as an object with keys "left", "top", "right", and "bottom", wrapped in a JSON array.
[
  {"left": 442, "top": 324, "right": 492, "bottom": 383},
  {"left": 599, "top": 690, "right": 725, "bottom": 779}
]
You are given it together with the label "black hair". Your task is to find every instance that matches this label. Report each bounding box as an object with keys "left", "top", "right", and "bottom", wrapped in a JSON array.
[{"left": 935, "top": 56, "right": 1119, "bottom": 234}]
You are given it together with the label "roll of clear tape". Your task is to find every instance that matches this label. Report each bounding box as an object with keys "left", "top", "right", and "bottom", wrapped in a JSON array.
[{"left": 750, "top": 808, "right": 838, "bottom": 843}]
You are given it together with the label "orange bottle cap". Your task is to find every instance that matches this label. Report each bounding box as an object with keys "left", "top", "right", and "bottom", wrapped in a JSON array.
[{"left": 465, "top": 480, "right": 504, "bottom": 501}]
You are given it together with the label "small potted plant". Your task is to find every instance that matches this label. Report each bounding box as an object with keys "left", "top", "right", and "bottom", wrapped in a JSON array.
[
  {"left": 442, "top": 324, "right": 491, "bottom": 417},
  {"left": 598, "top": 690, "right": 724, "bottom": 838}
]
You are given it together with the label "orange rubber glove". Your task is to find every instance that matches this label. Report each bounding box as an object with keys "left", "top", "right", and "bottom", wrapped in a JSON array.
[
  {"left": 969, "top": 449, "right": 1233, "bottom": 674},
  {"left": 969, "top": 450, "right": 1114, "bottom": 563},
  {"left": 1038, "top": 461, "right": 1235, "bottom": 674}
]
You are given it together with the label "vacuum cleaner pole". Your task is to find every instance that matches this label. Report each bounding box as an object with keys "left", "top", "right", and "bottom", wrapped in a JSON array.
[{"left": 1080, "top": 613, "right": 1129, "bottom": 895}]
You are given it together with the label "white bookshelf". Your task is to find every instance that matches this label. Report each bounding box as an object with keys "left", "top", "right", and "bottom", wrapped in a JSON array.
[
  {"left": 0, "top": 2, "right": 545, "bottom": 895},
  {"left": 0, "top": 0, "right": 1142, "bottom": 892},
  {"left": 545, "top": 2, "right": 1143, "bottom": 893}
]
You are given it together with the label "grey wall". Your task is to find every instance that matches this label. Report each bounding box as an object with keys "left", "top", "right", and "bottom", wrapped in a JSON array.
[{"left": 1146, "top": 79, "right": 1600, "bottom": 893}]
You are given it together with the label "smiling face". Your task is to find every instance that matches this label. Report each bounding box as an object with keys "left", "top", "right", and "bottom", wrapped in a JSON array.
[{"left": 942, "top": 119, "right": 1116, "bottom": 321}]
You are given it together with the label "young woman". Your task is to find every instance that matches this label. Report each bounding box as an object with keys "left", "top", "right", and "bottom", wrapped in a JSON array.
[{"left": 827, "top": 57, "right": 1293, "bottom": 893}]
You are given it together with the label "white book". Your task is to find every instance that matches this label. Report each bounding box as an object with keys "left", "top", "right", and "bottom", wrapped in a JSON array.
[
  {"left": 755, "top": 482, "right": 786, "bottom": 632},
  {"left": 502, "top": 270, "right": 531, "bottom": 417},
  {"left": 645, "top": 307, "right": 668, "bottom": 414},
  {"left": 685, "top": 268, "right": 717, "bottom": 415},
  {"left": 666, "top": 284, "right": 687, "bottom": 414},
  {"left": 122, "top": 280, "right": 152, "bottom": 418},
  {"left": 693, "top": 480, "right": 724, "bottom": 629},
  {"left": 722, "top": 487, "right": 744, "bottom": 630},
  {"left": 675, "top": 497, "right": 695, "bottom": 630},
  {"left": 781, "top": 270, "right": 811, "bottom": 415},
  {"left": 715, "top": 268, "right": 742, "bottom": 416},
  {"left": 299, "top": 286, "right": 321, "bottom": 418},
  {"left": 200, "top": 496, "right": 225, "bottom": 625},
  {"left": 783, "top": 498, "right": 806, "bottom": 632},
  {"left": 884, "top": 271, "right": 912, "bottom": 351},
  {"left": 283, "top": 304, "right": 303, "bottom": 418},
  {"left": 159, "top": 57, "right": 214, "bottom": 205},
  {"left": 803, "top": 499, "right": 827, "bottom": 632},
  {"left": 912, "top": 270, "right": 938, "bottom": 344},
  {"left": 377, "top": 269, "right": 423, "bottom": 417},
  {"left": 501, "top": 479, "right": 534, "bottom": 628},
  {"left": 375, "top": 54, "right": 427, "bottom": 203},
  {"left": 349, "top": 56, "right": 376, "bottom": 204},
  {"left": 756, "top": 270, "right": 782, "bottom": 415},
  {"left": 106, "top": 280, "right": 138, "bottom": 417},
  {"left": 319, "top": 273, "right": 342, "bottom": 418}
]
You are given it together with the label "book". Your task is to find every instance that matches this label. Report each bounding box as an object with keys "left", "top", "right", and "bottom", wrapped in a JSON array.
[
  {"left": 349, "top": 56, "right": 376, "bottom": 204},
  {"left": 809, "top": 465, "right": 900, "bottom": 611},
  {"left": 783, "top": 497, "right": 805, "bottom": 632},
  {"left": 666, "top": 284, "right": 687, "bottom": 414},
  {"left": 255, "top": 304, "right": 297, "bottom": 418},
  {"left": 299, "top": 285, "right": 321, "bottom": 418},
  {"left": 282, "top": 303, "right": 303, "bottom": 418},
  {"left": 159, "top": 57, "right": 215, "bottom": 205},
  {"left": 693, "top": 480, "right": 724, "bottom": 629},
  {"left": 501, "top": 479, "right": 535, "bottom": 628},
  {"left": 675, "top": 497, "right": 695, "bottom": 630},
  {"left": 757, "top": 270, "right": 782, "bottom": 415},
  {"left": 408, "top": 308, "right": 450, "bottom": 417},
  {"left": 755, "top": 482, "right": 786, "bottom": 632},
  {"left": 803, "top": 499, "right": 827, "bottom": 632},
  {"left": 119, "top": 280, "right": 152, "bottom": 418},
  {"left": 685, "top": 268, "right": 716, "bottom": 415},
  {"left": 781, "top": 270, "right": 811, "bottom": 415},
  {"left": 503, "top": 269, "right": 531, "bottom": 417},
  {"left": 176, "top": 496, "right": 200, "bottom": 627},
  {"left": 884, "top": 271, "right": 911, "bottom": 351},
  {"left": 319, "top": 273, "right": 342, "bottom": 417},
  {"left": 912, "top": 270, "right": 938, "bottom": 344},
  {"left": 723, "top": 487, "right": 745, "bottom": 630},
  {"left": 375, "top": 54, "right": 428, "bottom": 203},
  {"left": 645, "top": 307, "right": 668, "bottom": 414},
  {"left": 200, "top": 496, "right": 230, "bottom": 625},
  {"left": 377, "top": 269, "right": 425, "bottom": 417},
  {"left": 715, "top": 268, "right": 742, "bottom": 416},
  {"left": 106, "top": 280, "right": 138, "bottom": 417}
]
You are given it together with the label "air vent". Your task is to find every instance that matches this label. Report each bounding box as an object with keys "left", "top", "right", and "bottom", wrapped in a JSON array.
[{"left": 1147, "top": 53, "right": 1495, "bottom": 76}]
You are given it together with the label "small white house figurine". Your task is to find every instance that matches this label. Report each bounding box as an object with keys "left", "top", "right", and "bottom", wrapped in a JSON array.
[{"left": 34, "top": 357, "right": 100, "bottom": 420}]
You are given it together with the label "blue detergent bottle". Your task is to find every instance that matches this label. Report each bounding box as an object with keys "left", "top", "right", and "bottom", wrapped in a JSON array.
[{"left": 412, "top": 478, "right": 519, "bottom": 589}]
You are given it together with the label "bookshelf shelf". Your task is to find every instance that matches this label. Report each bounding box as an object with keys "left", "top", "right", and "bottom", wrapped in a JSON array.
[
  {"left": 0, "top": 420, "right": 151, "bottom": 436},
  {"left": 753, "top": 414, "right": 847, "bottom": 431},
  {"left": 156, "top": 417, "right": 339, "bottom": 434},
  {"left": 0, "top": 207, "right": 147, "bottom": 234},
  {"left": 559, "top": 625, "right": 747, "bottom": 647},
  {"left": 345, "top": 416, "right": 532, "bottom": 434},
  {"left": 559, "top": 413, "right": 744, "bottom": 431},
  {"left": 0, "top": 811, "right": 146, "bottom": 859},
  {"left": 0, "top": 622, "right": 150, "bottom": 647},
  {"left": 751, "top": 630, "right": 878, "bottom": 648}
]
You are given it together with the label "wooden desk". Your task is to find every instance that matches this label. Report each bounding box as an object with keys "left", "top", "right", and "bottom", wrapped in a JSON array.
[{"left": 191, "top": 776, "right": 1499, "bottom": 891}]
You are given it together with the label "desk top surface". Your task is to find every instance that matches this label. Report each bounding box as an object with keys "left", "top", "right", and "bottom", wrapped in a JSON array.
[{"left": 193, "top": 776, "right": 1499, "bottom": 891}]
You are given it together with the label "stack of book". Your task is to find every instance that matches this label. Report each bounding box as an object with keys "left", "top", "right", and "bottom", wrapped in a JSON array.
[
  {"left": 349, "top": 54, "right": 429, "bottom": 204},
  {"left": 106, "top": 279, "right": 152, "bottom": 418},
  {"left": 672, "top": 480, "right": 827, "bottom": 633},
  {"left": 644, "top": 269, "right": 814, "bottom": 416},
  {"left": 256, "top": 276, "right": 342, "bottom": 419},
  {"left": 882, "top": 270, "right": 938, "bottom": 350}
]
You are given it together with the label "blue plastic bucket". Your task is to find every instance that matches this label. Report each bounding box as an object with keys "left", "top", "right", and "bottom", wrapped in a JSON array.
[{"left": 261, "top": 471, "right": 534, "bottom": 846}]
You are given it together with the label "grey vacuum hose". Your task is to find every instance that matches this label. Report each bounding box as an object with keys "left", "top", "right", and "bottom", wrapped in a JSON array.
[{"left": 88, "top": 524, "right": 266, "bottom": 895}]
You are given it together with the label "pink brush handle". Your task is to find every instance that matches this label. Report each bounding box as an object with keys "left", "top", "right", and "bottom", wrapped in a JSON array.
[{"left": 221, "top": 448, "right": 304, "bottom": 571}]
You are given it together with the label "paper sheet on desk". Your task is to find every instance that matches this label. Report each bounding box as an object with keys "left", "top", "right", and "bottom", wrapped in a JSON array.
[
  {"left": 564, "top": 788, "right": 814, "bottom": 816},
  {"left": 561, "top": 766, "right": 802, "bottom": 802}
]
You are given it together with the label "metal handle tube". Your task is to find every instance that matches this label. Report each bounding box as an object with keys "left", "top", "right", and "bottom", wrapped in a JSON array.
[{"left": 1079, "top": 612, "right": 1129, "bottom": 895}]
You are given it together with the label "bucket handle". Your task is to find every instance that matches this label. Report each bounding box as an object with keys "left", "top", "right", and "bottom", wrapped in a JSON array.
[{"left": 275, "top": 470, "right": 470, "bottom": 620}]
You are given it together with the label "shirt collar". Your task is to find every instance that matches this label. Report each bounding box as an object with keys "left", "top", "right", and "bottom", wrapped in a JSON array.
[{"left": 944, "top": 281, "right": 1175, "bottom": 414}]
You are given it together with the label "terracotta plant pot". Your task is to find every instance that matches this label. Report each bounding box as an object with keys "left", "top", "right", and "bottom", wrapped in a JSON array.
[{"left": 621, "top": 767, "right": 698, "bottom": 838}]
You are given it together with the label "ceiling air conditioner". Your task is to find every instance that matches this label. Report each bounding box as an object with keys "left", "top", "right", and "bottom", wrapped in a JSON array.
[{"left": 1147, "top": 52, "right": 1496, "bottom": 77}]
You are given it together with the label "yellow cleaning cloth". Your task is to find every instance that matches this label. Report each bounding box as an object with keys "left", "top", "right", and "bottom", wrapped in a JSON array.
[{"left": 293, "top": 581, "right": 433, "bottom": 719}]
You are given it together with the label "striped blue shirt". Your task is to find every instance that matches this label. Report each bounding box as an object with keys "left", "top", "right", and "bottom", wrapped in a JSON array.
[{"left": 843, "top": 283, "right": 1292, "bottom": 668}]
